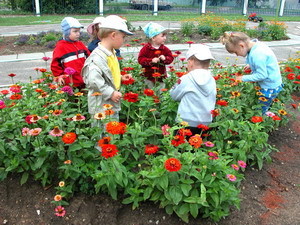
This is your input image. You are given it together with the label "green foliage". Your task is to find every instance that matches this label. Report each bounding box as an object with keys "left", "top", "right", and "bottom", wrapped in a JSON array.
[
  {"left": 181, "top": 21, "right": 196, "bottom": 37},
  {"left": 0, "top": 53, "right": 299, "bottom": 222}
]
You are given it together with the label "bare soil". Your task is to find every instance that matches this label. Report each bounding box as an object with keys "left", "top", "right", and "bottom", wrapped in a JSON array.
[{"left": 0, "top": 95, "right": 299, "bottom": 225}]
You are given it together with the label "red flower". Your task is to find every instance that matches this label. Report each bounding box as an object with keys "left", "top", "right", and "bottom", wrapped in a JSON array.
[
  {"left": 98, "top": 137, "right": 111, "bottom": 147},
  {"left": 178, "top": 128, "right": 192, "bottom": 136},
  {"left": 186, "top": 41, "right": 194, "bottom": 44},
  {"left": 197, "top": 124, "right": 209, "bottom": 131},
  {"left": 39, "top": 68, "right": 47, "bottom": 73},
  {"left": 244, "top": 68, "right": 252, "bottom": 74},
  {"left": 122, "top": 77, "right": 135, "bottom": 85},
  {"left": 216, "top": 100, "right": 228, "bottom": 106},
  {"left": 154, "top": 50, "right": 161, "bottom": 55},
  {"left": 10, "top": 93, "right": 22, "bottom": 100},
  {"left": 211, "top": 109, "right": 220, "bottom": 117},
  {"left": 8, "top": 73, "right": 16, "bottom": 77},
  {"left": 152, "top": 72, "right": 161, "bottom": 77},
  {"left": 272, "top": 115, "right": 281, "bottom": 121},
  {"left": 174, "top": 51, "right": 182, "bottom": 55},
  {"left": 144, "top": 144, "right": 159, "bottom": 155},
  {"left": 101, "top": 144, "right": 118, "bottom": 158},
  {"left": 284, "top": 66, "right": 293, "bottom": 72},
  {"left": 0, "top": 90, "right": 9, "bottom": 95},
  {"left": 106, "top": 121, "right": 127, "bottom": 135},
  {"left": 189, "top": 135, "right": 203, "bottom": 148},
  {"left": 122, "top": 67, "right": 135, "bottom": 71},
  {"left": 251, "top": 116, "right": 263, "bottom": 123},
  {"left": 171, "top": 135, "right": 185, "bottom": 147},
  {"left": 62, "top": 132, "right": 77, "bottom": 144},
  {"left": 123, "top": 92, "right": 139, "bottom": 102},
  {"left": 287, "top": 73, "right": 295, "bottom": 80},
  {"left": 291, "top": 103, "right": 297, "bottom": 109},
  {"left": 144, "top": 89, "right": 155, "bottom": 96},
  {"left": 164, "top": 158, "right": 182, "bottom": 172}
]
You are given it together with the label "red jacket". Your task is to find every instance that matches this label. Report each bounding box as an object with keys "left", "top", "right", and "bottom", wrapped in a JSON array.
[
  {"left": 138, "top": 43, "right": 174, "bottom": 82},
  {"left": 51, "top": 40, "right": 90, "bottom": 87}
]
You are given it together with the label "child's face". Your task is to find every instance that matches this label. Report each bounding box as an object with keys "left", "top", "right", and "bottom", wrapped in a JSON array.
[
  {"left": 69, "top": 28, "right": 81, "bottom": 41},
  {"left": 112, "top": 31, "right": 127, "bottom": 49},
  {"left": 227, "top": 42, "right": 249, "bottom": 57},
  {"left": 187, "top": 58, "right": 194, "bottom": 72},
  {"left": 151, "top": 33, "right": 167, "bottom": 46}
]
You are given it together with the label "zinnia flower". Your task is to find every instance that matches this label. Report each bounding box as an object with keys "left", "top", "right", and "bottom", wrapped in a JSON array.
[
  {"left": 72, "top": 114, "right": 86, "bottom": 121},
  {"left": 197, "top": 124, "right": 209, "bottom": 131},
  {"left": 28, "top": 128, "right": 42, "bottom": 136},
  {"left": 164, "top": 158, "right": 182, "bottom": 172},
  {"left": 216, "top": 100, "right": 228, "bottom": 106},
  {"left": 178, "top": 128, "right": 192, "bottom": 136},
  {"left": 231, "top": 164, "right": 239, "bottom": 170},
  {"left": 52, "top": 109, "right": 63, "bottom": 116},
  {"left": 10, "top": 94, "right": 22, "bottom": 100},
  {"left": 105, "top": 109, "right": 115, "bottom": 116},
  {"left": 171, "top": 135, "right": 185, "bottom": 147},
  {"left": 22, "top": 127, "right": 30, "bottom": 136},
  {"left": 144, "top": 89, "right": 155, "bottom": 96},
  {"left": 54, "top": 194, "right": 62, "bottom": 201},
  {"left": 123, "top": 92, "right": 139, "bottom": 102},
  {"left": 106, "top": 121, "right": 127, "bottom": 135},
  {"left": 64, "top": 67, "right": 76, "bottom": 75},
  {"left": 103, "top": 104, "right": 113, "bottom": 109},
  {"left": 278, "top": 109, "right": 287, "bottom": 115},
  {"left": 101, "top": 144, "right": 118, "bottom": 158},
  {"left": 238, "top": 160, "right": 247, "bottom": 168},
  {"left": 272, "top": 115, "right": 281, "bottom": 121},
  {"left": 0, "top": 100, "right": 6, "bottom": 109},
  {"left": 62, "top": 132, "right": 77, "bottom": 144},
  {"left": 94, "top": 112, "right": 106, "bottom": 120},
  {"left": 64, "top": 160, "right": 72, "bottom": 164},
  {"left": 61, "top": 86, "right": 74, "bottom": 96},
  {"left": 144, "top": 144, "right": 159, "bottom": 155},
  {"left": 204, "top": 141, "right": 214, "bottom": 147},
  {"left": 208, "top": 151, "right": 219, "bottom": 160},
  {"left": 98, "top": 137, "right": 111, "bottom": 147},
  {"left": 58, "top": 181, "right": 65, "bottom": 187},
  {"left": 251, "top": 116, "right": 263, "bottom": 123},
  {"left": 49, "top": 126, "right": 64, "bottom": 137},
  {"left": 161, "top": 124, "right": 171, "bottom": 136},
  {"left": 265, "top": 111, "right": 275, "bottom": 117},
  {"left": 226, "top": 174, "right": 237, "bottom": 182},
  {"left": 55, "top": 206, "right": 66, "bottom": 217},
  {"left": 188, "top": 134, "right": 202, "bottom": 148}
]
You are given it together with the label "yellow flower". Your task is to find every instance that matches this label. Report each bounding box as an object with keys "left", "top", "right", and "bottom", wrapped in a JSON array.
[
  {"left": 59, "top": 181, "right": 65, "bottom": 187},
  {"left": 74, "top": 92, "right": 83, "bottom": 96},
  {"left": 259, "top": 97, "right": 268, "bottom": 102},
  {"left": 256, "top": 91, "right": 263, "bottom": 96},
  {"left": 232, "top": 108, "right": 239, "bottom": 113},
  {"left": 278, "top": 109, "right": 287, "bottom": 115},
  {"left": 181, "top": 121, "right": 189, "bottom": 126}
]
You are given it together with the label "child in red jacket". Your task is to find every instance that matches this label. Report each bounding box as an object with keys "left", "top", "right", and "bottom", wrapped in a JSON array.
[
  {"left": 51, "top": 17, "right": 90, "bottom": 89},
  {"left": 138, "top": 22, "right": 174, "bottom": 89}
]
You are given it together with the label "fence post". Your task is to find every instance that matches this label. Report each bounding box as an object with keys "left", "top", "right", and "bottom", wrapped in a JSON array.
[
  {"left": 34, "top": 0, "right": 41, "bottom": 16},
  {"left": 242, "top": 0, "right": 248, "bottom": 15},
  {"left": 153, "top": 0, "right": 158, "bottom": 16},
  {"left": 99, "top": 0, "right": 104, "bottom": 15},
  {"left": 278, "top": 0, "right": 286, "bottom": 16},
  {"left": 201, "top": 0, "right": 206, "bottom": 14}
]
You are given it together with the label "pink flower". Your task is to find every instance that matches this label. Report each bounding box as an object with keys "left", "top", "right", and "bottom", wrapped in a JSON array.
[
  {"left": 265, "top": 111, "right": 275, "bottom": 117},
  {"left": 72, "top": 114, "right": 86, "bottom": 121},
  {"left": 226, "top": 174, "right": 237, "bottom": 182},
  {"left": 42, "top": 56, "right": 51, "bottom": 61},
  {"left": 55, "top": 206, "right": 66, "bottom": 217},
  {"left": 49, "top": 126, "right": 64, "bottom": 137},
  {"left": 61, "top": 86, "right": 74, "bottom": 96},
  {"left": 231, "top": 164, "right": 239, "bottom": 171},
  {"left": 0, "top": 100, "right": 6, "bottom": 109},
  {"left": 161, "top": 124, "right": 171, "bottom": 136},
  {"left": 208, "top": 151, "right": 219, "bottom": 160},
  {"left": 28, "top": 128, "right": 42, "bottom": 136},
  {"left": 238, "top": 160, "right": 247, "bottom": 168},
  {"left": 9, "top": 86, "right": 21, "bottom": 93},
  {"left": 64, "top": 67, "right": 76, "bottom": 75},
  {"left": 204, "top": 141, "right": 214, "bottom": 147},
  {"left": 22, "top": 127, "right": 30, "bottom": 136}
]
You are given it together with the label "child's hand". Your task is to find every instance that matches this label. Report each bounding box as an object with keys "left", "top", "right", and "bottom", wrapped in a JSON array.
[
  {"left": 121, "top": 74, "right": 132, "bottom": 81},
  {"left": 111, "top": 91, "right": 122, "bottom": 103},
  {"left": 57, "top": 76, "right": 65, "bottom": 86},
  {"left": 159, "top": 55, "right": 166, "bottom": 61},
  {"left": 152, "top": 57, "right": 160, "bottom": 63}
]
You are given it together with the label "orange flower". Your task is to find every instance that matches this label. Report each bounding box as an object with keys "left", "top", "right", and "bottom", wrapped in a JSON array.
[
  {"left": 98, "top": 137, "right": 111, "bottom": 147},
  {"left": 171, "top": 135, "right": 185, "bottom": 147},
  {"left": 106, "top": 121, "right": 127, "bottom": 135},
  {"left": 101, "top": 144, "right": 118, "bottom": 158},
  {"left": 64, "top": 160, "right": 72, "bottom": 164},
  {"left": 54, "top": 195, "right": 62, "bottom": 201},
  {"left": 92, "top": 92, "right": 102, "bottom": 96},
  {"left": 165, "top": 158, "right": 182, "bottom": 172},
  {"left": 58, "top": 181, "right": 65, "bottom": 187},
  {"left": 62, "top": 132, "right": 77, "bottom": 144},
  {"left": 278, "top": 109, "right": 287, "bottom": 115},
  {"left": 105, "top": 109, "right": 115, "bottom": 116},
  {"left": 188, "top": 134, "right": 203, "bottom": 148},
  {"left": 251, "top": 116, "right": 263, "bottom": 123}
]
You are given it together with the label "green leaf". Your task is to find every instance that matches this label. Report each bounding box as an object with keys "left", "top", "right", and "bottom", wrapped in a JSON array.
[
  {"left": 143, "top": 187, "right": 153, "bottom": 200},
  {"left": 169, "top": 186, "right": 183, "bottom": 205},
  {"left": 190, "top": 203, "right": 199, "bottom": 218},
  {"left": 180, "top": 183, "right": 192, "bottom": 196},
  {"left": 158, "top": 174, "right": 168, "bottom": 190},
  {"left": 20, "top": 172, "right": 29, "bottom": 185}
]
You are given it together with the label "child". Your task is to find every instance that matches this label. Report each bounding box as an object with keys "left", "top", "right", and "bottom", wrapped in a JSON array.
[
  {"left": 82, "top": 15, "right": 133, "bottom": 122},
  {"left": 51, "top": 17, "right": 90, "bottom": 89},
  {"left": 138, "top": 22, "right": 174, "bottom": 88},
  {"left": 87, "top": 16, "right": 121, "bottom": 57},
  {"left": 170, "top": 45, "right": 216, "bottom": 135},
  {"left": 220, "top": 31, "right": 283, "bottom": 114}
]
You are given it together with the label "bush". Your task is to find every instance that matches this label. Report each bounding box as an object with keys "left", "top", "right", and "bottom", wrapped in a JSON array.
[{"left": 181, "top": 21, "right": 196, "bottom": 37}]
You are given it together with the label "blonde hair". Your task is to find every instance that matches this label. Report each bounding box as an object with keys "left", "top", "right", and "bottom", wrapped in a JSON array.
[
  {"left": 220, "top": 31, "right": 250, "bottom": 51},
  {"left": 98, "top": 28, "right": 120, "bottom": 39}
]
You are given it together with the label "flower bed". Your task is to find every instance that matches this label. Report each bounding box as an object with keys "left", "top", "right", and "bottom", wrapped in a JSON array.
[{"left": 0, "top": 53, "right": 299, "bottom": 222}]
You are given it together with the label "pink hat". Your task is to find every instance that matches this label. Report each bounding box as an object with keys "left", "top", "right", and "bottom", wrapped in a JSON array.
[{"left": 87, "top": 17, "right": 105, "bottom": 35}]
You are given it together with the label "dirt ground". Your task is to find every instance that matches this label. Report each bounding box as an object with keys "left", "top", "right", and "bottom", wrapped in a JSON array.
[{"left": 0, "top": 94, "right": 299, "bottom": 225}]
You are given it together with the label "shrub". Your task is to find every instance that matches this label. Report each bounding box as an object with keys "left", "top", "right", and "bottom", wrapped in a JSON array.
[{"left": 181, "top": 21, "right": 196, "bottom": 37}]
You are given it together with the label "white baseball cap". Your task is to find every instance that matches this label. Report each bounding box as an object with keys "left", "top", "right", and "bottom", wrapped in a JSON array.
[
  {"left": 87, "top": 17, "right": 105, "bottom": 35},
  {"left": 186, "top": 44, "right": 215, "bottom": 61},
  {"left": 99, "top": 15, "right": 133, "bottom": 35}
]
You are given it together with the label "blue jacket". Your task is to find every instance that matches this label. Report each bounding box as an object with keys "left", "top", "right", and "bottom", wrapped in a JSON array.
[
  {"left": 243, "top": 42, "right": 282, "bottom": 89},
  {"left": 170, "top": 69, "right": 216, "bottom": 126},
  {"left": 88, "top": 39, "right": 121, "bottom": 57}
]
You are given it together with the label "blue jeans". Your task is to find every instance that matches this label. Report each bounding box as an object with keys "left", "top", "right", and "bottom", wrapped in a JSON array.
[{"left": 259, "top": 85, "right": 283, "bottom": 114}]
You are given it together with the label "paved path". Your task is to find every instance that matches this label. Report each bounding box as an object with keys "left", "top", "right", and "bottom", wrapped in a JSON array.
[{"left": 0, "top": 21, "right": 299, "bottom": 86}]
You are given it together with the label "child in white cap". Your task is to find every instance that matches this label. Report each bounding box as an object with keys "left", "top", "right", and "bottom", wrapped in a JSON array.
[
  {"left": 51, "top": 17, "right": 90, "bottom": 89},
  {"left": 82, "top": 15, "right": 133, "bottom": 125},
  {"left": 138, "top": 22, "right": 174, "bottom": 88},
  {"left": 86, "top": 17, "right": 122, "bottom": 57},
  {"left": 170, "top": 44, "right": 216, "bottom": 136}
]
